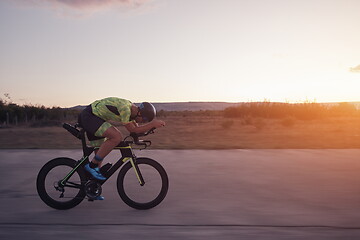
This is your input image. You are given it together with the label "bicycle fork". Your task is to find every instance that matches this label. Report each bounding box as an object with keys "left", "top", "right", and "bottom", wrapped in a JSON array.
[{"left": 125, "top": 157, "right": 145, "bottom": 186}]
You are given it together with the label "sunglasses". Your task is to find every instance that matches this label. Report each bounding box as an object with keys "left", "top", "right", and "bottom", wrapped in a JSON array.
[{"left": 135, "top": 110, "right": 149, "bottom": 122}]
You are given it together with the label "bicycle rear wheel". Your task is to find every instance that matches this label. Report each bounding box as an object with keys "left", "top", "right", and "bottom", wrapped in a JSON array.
[
  {"left": 36, "top": 158, "right": 86, "bottom": 210},
  {"left": 117, "top": 157, "right": 168, "bottom": 210}
]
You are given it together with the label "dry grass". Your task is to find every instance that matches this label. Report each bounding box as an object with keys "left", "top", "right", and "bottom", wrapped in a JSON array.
[{"left": 0, "top": 115, "right": 359, "bottom": 149}]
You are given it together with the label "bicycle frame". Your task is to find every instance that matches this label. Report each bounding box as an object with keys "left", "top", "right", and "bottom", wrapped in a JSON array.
[
  {"left": 101, "top": 144, "right": 145, "bottom": 186},
  {"left": 60, "top": 125, "right": 146, "bottom": 188}
]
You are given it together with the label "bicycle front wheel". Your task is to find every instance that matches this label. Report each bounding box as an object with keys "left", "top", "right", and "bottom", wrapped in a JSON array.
[
  {"left": 36, "top": 158, "right": 86, "bottom": 210},
  {"left": 117, "top": 157, "right": 169, "bottom": 210}
]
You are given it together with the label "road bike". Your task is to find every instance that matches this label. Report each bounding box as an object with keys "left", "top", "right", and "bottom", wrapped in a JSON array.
[{"left": 36, "top": 123, "right": 169, "bottom": 210}]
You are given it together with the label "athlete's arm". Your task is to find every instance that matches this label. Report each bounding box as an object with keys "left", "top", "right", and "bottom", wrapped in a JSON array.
[{"left": 125, "top": 119, "right": 165, "bottom": 133}]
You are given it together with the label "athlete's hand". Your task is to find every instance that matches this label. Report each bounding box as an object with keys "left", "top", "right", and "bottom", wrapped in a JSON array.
[{"left": 151, "top": 119, "right": 166, "bottom": 128}]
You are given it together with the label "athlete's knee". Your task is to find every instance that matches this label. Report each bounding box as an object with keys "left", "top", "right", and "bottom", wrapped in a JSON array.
[{"left": 106, "top": 129, "right": 122, "bottom": 144}]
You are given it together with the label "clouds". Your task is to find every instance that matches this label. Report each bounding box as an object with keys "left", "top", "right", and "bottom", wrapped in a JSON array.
[
  {"left": 350, "top": 65, "right": 360, "bottom": 73},
  {"left": 46, "top": 0, "right": 149, "bottom": 10},
  {"left": 13, "top": 0, "right": 151, "bottom": 15}
]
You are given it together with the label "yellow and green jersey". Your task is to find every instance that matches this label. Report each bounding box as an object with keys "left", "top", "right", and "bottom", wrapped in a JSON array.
[{"left": 91, "top": 97, "right": 132, "bottom": 124}]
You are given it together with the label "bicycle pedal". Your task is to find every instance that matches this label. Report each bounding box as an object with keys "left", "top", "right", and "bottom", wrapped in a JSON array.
[{"left": 88, "top": 198, "right": 94, "bottom": 202}]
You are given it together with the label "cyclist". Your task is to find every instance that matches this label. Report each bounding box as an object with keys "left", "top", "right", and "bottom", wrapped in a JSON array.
[{"left": 78, "top": 97, "right": 165, "bottom": 191}]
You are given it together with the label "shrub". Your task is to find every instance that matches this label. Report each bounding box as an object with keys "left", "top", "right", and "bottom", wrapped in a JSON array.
[
  {"left": 221, "top": 120, "right": 234, "bottom": 130},
  {"left": 223, "top": 101, "right": 359, "bottom": 120}
]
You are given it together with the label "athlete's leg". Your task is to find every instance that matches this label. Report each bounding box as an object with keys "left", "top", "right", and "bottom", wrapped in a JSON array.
[{"left": 90, "top": 126, "right": 122, "bottom": 167}]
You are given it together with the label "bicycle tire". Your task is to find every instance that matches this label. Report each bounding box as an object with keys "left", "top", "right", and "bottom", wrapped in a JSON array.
[
  {"left": 36, "top": 158, "right": 87, "bottom": 210},
  {"left": 117, "top": 157, "right": 168, "bottom": 210}
]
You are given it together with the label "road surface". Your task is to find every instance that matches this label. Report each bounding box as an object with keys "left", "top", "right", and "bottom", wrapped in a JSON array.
[{"left": 0, "top": 149, "right": 360, "bottom": 239}]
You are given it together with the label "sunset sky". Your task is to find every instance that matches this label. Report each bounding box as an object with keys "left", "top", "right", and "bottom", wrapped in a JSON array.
[{"left": 1, "top": 0, "right": 359, "bottom": 107}]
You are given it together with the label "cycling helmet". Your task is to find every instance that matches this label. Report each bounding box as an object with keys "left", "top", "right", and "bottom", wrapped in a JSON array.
[{"left": 138, "top": 102, "right": 156, "bottom": 122}]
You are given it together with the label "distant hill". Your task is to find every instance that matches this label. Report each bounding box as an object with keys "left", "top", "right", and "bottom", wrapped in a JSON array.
[
  {"left": 152, "top": 102, "right": 243, "bottom": 111},
  {"left": 70, "top": 101, "right": 360, "bottom": 111},
  {"left": 323, "top": 101, "right": 360, "bottom": 109},
  {"left": 69, "top": 102, "right": 243, "bottom": 111}
]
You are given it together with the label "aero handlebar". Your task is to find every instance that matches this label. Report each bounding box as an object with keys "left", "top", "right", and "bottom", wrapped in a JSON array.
[{"left": 126, "top": 127, "right": 156, "bottom": 148}]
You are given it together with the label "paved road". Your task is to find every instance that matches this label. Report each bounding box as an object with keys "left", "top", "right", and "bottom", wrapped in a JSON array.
[{"left": 1, "top": 149, "right": 360, "bottom": 239}]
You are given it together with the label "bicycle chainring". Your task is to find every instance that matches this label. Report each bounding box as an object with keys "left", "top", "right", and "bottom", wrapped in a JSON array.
[{"left": 84, "top": 180, "right": 102, "bottom": 199}]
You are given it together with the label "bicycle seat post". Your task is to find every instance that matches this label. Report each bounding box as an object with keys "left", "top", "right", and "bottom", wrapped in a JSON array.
[{"left": 78, "top": 128, "right": 94, "bottom": 157}]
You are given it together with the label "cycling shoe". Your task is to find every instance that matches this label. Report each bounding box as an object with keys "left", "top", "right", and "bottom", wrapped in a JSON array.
[{"left": 84, "top": 163, "right": 106, "bottom": 181}]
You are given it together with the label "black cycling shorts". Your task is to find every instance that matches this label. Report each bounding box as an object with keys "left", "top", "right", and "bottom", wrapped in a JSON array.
[{"left": 78, "top": 105, "right": 106, "bottom": 142}]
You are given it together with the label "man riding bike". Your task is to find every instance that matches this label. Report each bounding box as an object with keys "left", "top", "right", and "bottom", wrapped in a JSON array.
[{"left": 78, "top": 97, "right": 165, "bottom": 199}]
